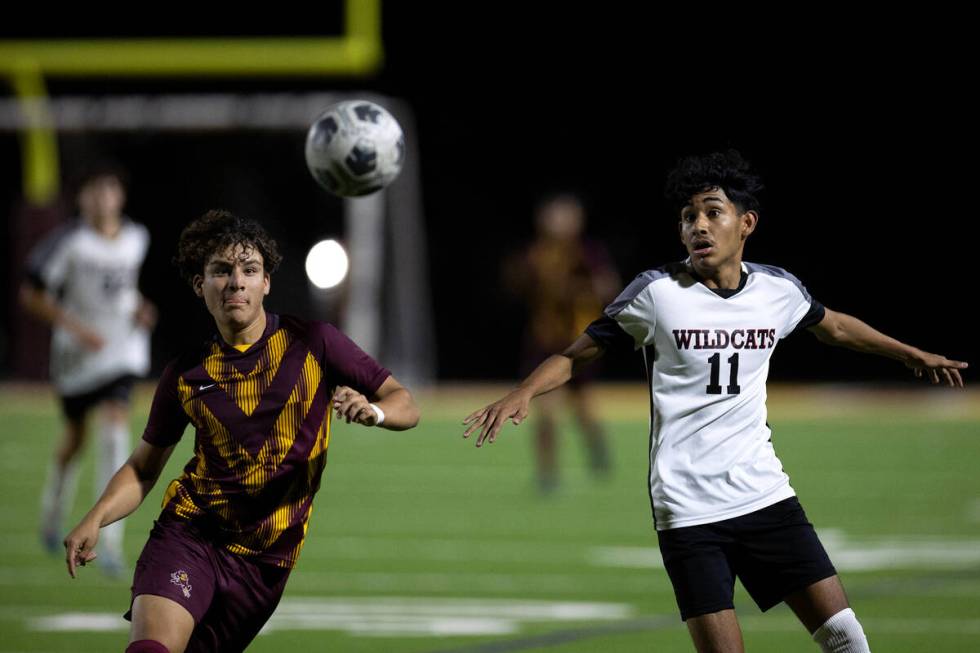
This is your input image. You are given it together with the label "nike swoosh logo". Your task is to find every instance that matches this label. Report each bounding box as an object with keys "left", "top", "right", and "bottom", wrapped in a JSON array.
[{"left": 198, "top": 383, "right": 216, "bottom": 391}]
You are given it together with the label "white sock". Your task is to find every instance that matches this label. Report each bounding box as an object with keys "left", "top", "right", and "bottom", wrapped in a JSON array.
[
  {"left": 813, "top": 608, "right": 870, "bottom": 653},
  {"left": 40, "top": 458, "right": 80, "bottom": 537},
  {"left": 96, "top": 416, "right": 130, "bottom": 562}
]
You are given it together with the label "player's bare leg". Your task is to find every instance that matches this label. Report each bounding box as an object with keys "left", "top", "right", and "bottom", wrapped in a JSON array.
[
  {"left": 40, "top": 416, "right": 87, "bottom": 552},
  {"left": 784, "top": 575, "right": 849, "bottom": 632},
  {"left": 534, "top": 393, "right": 560, "bottom": 493},
  {"left": 567, "top": 385, "right": 610, "bottom": 476},
  {"left": 129, "top": 594, "right": 195, "bottom": 653},
  {"left": 686, "top": 609, "right": 745, "bottom": 653},
  {"left": 55, "top": 417, "right": 88, "bottom": 466},
  {"left": 784, "top": 575, "right": 870, "bottom": 652}
]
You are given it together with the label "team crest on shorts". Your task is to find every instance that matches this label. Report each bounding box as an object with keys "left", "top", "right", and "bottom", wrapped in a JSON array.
[{"left": 170, "top": 569, "right": 192, "bottom": 598}]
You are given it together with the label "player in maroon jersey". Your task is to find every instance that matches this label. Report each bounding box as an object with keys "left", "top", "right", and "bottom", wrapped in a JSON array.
[
  {"left": 63, "top": 210, "right": 420, "bottom": 653},
  {"left": 507, "top": 194, "right": 620, "bottom": 492}
]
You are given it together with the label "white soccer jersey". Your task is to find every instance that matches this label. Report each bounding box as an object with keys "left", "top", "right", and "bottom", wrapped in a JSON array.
[
  {"left": 587, "top": 259, "right": 825, "bottom": 530},
  {"left": 26, "top": 218, "right": 151, "bottom": 396}
]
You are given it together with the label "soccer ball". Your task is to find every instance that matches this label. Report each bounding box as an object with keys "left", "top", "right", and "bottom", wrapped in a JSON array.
[{"left": 305, "top": 100, "right": 405, "bottom": 197}]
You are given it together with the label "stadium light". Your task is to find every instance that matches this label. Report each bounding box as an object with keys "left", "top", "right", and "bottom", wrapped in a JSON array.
[{"left": 305, "top": 239, "right": 349, "bottom": 289}]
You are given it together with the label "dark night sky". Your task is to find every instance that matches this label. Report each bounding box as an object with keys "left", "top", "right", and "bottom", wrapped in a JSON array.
[
  {"left": 376, "top": 8, "right": 976, "bottom": 381},
  {"left": 1, "top": 7, "right": 975, "bottom": 382}
]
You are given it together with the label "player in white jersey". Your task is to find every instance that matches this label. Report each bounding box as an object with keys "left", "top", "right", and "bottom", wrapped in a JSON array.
[
  {"left": 464, "top": 150, "right": 967, "bottom": 653},
  {"left": 20, "top": 163, "right": 157, "bottom": 576}
]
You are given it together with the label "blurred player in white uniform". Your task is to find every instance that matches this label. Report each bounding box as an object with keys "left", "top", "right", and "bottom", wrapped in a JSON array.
[
  {"left": 20, "top": 163, "right": 156, "bottom": 576},
  {"left": 464, "top": 151, "right": 968, "bottom": 653}
]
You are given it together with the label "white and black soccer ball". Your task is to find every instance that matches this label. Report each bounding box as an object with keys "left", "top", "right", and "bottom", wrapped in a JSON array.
[{"left": 305, "top": 100, "right": 405, "bottom": 197}]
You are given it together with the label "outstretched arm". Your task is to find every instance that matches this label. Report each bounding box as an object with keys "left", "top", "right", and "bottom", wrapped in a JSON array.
[
  {"left": 808, "top": 308, "right": 968, "bottom": 387},
  {"left": 64, "top": 440, "right": 175, "bottom": 578},
  {"left": 462, "top": 333, "right": 605, "bottom": 447}
]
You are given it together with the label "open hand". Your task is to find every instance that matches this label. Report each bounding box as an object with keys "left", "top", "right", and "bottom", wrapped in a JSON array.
[
  {"left": 462, "top": 389, "right": 532, "bottom": 447},
  {"left": 906, "top": 351, "right": 968, "bottom": 388}
]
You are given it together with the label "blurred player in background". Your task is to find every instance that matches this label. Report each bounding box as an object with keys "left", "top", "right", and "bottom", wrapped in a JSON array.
[
  {"left": 63, "top": 210, "right": 420, "bottom": 653},
  {"left": 505, "top": 194, "right": 620, "bottom": 492},
  {"left": 20, "top": 162, "right": 156, "bottom": 576},
  {"left": 465, "top": 151, "right": 968, "bottom": 652}
]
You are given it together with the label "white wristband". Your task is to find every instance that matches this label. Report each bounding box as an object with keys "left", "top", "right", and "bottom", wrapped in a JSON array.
[{"left": 369, "top": 403, "right": 385, "bottom": 426}]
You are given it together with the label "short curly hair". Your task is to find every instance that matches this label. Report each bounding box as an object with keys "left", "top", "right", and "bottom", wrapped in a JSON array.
[
  {"left": 664, "top": 149, "right": 764, "bottom": 216},
  {"left": 173, "top": 209, "right": 283, "bottom": 285}
]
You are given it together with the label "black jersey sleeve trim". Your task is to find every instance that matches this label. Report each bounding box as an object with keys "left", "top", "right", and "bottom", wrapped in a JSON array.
[
  {"left": 25, "top": 269, "right": 46, "bottom": 290},
  {"left": 790, "top": 300, "right": 826, "bottom": 336},
  {"left": 585, "top": 315, "right": 635, "bottom": 352}
]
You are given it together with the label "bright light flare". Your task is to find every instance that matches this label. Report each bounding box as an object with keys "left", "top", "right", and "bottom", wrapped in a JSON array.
[{"left": 305, "top": 239, "right": 349, "bottom": 289}]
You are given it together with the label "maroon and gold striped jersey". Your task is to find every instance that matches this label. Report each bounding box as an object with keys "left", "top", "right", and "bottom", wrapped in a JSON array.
[{"left": 142, "top": 313, "right": 389, "bottom": 568}]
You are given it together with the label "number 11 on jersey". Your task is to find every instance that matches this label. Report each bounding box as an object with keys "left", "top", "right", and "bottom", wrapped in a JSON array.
[{"left": 707, "top": 353, "right": 741, "bottom": 395}]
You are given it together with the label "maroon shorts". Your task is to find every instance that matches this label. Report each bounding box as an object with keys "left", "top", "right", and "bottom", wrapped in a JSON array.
[{"left": 126, "top": 513, "right": 291, "bottom": 653}]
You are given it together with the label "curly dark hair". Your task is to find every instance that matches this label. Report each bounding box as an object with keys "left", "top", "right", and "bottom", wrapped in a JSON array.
[
  {"left": 664, "top": 149, "right": 764, "bottom": 216},
  {"left": 173, "top": 209, "right": 283, "bottom": 285}
]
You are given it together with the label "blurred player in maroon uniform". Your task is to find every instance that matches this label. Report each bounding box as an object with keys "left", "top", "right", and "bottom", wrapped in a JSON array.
[
  {"left": 507, "top": 194, "right": 620, "bottom": 491},
  {"left": 64, "top": 210, "right": 420, "bottom": 653}
]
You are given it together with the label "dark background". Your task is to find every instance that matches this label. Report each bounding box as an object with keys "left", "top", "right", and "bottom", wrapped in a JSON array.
[{"left": 1, "top": 6, "right": 974, "bottom": 383}]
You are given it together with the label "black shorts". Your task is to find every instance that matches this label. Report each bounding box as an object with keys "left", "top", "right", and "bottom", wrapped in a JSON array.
[
  {"left": 59, "top": 375, "right": 136, "bottom": 421},
  {"left": 657, "top": 496, "right": 837, "bottom": 621}
]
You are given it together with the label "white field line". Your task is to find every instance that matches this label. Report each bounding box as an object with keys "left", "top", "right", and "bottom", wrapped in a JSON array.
[
  {"left": 28, "top": 613, "right": 126, "bottom": 633},
  {"left": 27, "top": 597, "right": 634, "bottom": 638},
  {"left": 8, "top": 529, "right": 980, "bottom": 592},
  {"left": 24, "top": 604, "right": 980, "bottom": 638},
  {"left": 591, "top": 530, "right": 980, "bottom": 572},
  {"left": 273, "top": 596, "right": 633, "bottom": 619}
]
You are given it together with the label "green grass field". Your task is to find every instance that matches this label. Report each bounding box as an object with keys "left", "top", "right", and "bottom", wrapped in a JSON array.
[{"left": 1, "top": 383, "right": 978, "bottom": 652}]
